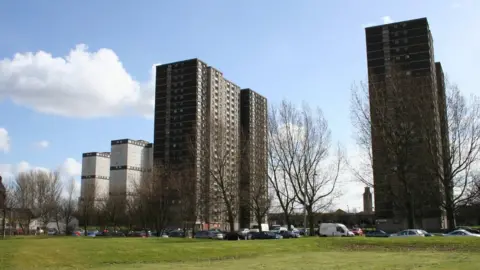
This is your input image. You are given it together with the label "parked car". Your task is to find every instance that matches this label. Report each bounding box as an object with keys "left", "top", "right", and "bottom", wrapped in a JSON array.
[
  {"left": 238, "top": 228, "right": 250, "bottom": 238},
  {"left": 350, "top": 228, "right": 363, "bottom": 236},
  {"left": 224, "top": 232, "right": 243, "bottom": 240},
  {"left": 127, "top": 230, "right": 151, "bottom": 237},
  {"left": 96, "top": 231, "right": 126, "bottom": 237},
  {"left": 72, "top": 230, "right": 84, "bottom": 236},
  {"left": 87, "top": 230, "right": 98, "bottom": 237},
  {"left": 418, "top": 230, "right": 434, "bottom": 237},
  {"left": 195, "top": 230, "right": 224, "bottom": 240},
  {"left": 47, "top": 229, "right": 59, "bottom": 236},
  {"left": 168, "top": 230, "right": 185, "bottom": 238},
  {"left": 365, "top": 230, "right": 390, "bottom": 237},
  {"left": 443, "top": 229, "right": 480, "bottom": 237},
  {"left": 390, "top": 229, "right": 425, "bottom": 237},
  {"left": 250, "top": 231, "right": 282, "bottom": 240},
  {"left": 453, "top": 227, "right": 480, "bottom": 234},
  {"left": 278, "top": 230, "right": 297, "bottom": 239}
]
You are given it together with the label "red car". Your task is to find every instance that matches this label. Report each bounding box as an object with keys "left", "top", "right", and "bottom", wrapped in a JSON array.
[{"left": 350, "top": 228, "right": 363, "bottom": 236}]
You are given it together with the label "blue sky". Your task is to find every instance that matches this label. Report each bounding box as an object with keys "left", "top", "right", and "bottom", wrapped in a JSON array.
[{"left": 0, "top": 0, "right": 479, "bottom": 211}]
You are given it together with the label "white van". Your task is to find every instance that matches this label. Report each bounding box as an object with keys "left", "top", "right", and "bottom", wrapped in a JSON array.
[
  {"left": 319, "top": 223, "right": 354, "bottom": 237},
  {"left": 250, "top": 223, "right": 269, "bottom": 232}
]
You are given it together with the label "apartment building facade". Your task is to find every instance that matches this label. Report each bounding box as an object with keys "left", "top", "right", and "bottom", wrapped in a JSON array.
[
  {"left": 109, "top": 139, "right": 153, "bottom": 203},
  {"left": 239, "top": 89, "right": 268, "bottom": 228},
  {"left": 154, "top": 59, "right": 266, "bottom": 230},
  {"left": 80, "top": 152, "right": 111, "bottom": 206},
  {"left": 365, "top": 18, "right": 447, "bottom": 231}
]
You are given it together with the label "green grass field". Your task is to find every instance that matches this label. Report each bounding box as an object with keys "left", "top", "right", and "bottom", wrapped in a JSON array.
[{"left": 0, "top": 236, "right": 479, "bottom": 269}]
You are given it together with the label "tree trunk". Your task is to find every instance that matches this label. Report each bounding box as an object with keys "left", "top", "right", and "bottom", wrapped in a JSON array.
[
  {"left": 406, "top": 196, "right": 416, "bottom": 229},
  {"left": 256, "top": 213, "right": 263, "bottom": 232},
  {"left": 307, "top": 206, "right": 315, "bottom": 236},
  {"left": 444, "top": 185, "right": 456, "bottom": 230},
  {"left": 228, "top": 212, "right": 235, "bottom": 232},
  {"left": 284, "top": 214, "right": 292, "bottom": 232}
]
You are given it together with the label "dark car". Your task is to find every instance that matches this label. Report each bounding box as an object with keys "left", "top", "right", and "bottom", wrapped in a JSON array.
[
  {"left": 223, "top": 232, "right": 243, "bottom": 240},
  {"left": 96, "top": 231, "right": 125, "bottom": 237},
  {"left": 365, "top": 230, "right": 390, "bottom": 237},
  {"left": 279, "top": 231, "right": 297, "bottom": 239},
  {"left": 250, "top": 231, "right": 281, "bottom": 240},
  {"left": 168, "top": 230, "right": 185, "bottom": 238}
]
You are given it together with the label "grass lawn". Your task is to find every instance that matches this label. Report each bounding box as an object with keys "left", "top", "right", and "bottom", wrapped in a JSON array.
[{"left": 0, "top": 236, "right": 479, "bottom": 269}]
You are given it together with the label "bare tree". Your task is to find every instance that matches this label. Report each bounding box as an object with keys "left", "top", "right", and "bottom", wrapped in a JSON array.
[
  {"left": 169, "top": 166, "right": 198, "bottom": 236},
  {"left": 368, "top": 68, "right": 450, "bottom": 229},
  {"left": 421, "top": 83, "right": 480, "bottom": 229},
  {"left": 206, "top": 129, "right": 240, "bottom": 232},
  {"left": 350, "top": 82, "right": 374, "bottom": 188},
  {"left": 467, "top": 174, "right": 480, "bottom": 205},
  {"left": 57, "top": 179, "right": 78, "bottom": 234},
  {"left": 12, "top": 171, "right": 37, "bottom": 234},
  {"left": 100, "top": 195, "right": 124, "bottom": 231},
  {"left": 242, "top": 172, "right": 272, "bottom": 232},
  {"left": 267, "top": 132, "right": 296, "bottom": 230},
  {"left": 269, "top": 100, "right": 343, "bottom": 235},
  {"left": 134, "top": 163, "right": 172, "bottom": 235},
  {"left": 35, "top": 171, "right": 62, "bottom": 231},
  {"left": 78, "top": 180, "right": 98, "bottom": 235}
]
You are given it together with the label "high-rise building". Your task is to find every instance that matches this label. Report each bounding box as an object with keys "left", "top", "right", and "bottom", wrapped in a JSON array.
[
  {"left": 365, "top": 18, "right": 447, "bottom": 231},
  {"left": 239, "top": 89, "right": 268, "bottom": 228},
  {"left": 154, "top": 59, "right": 263, "bottom": 230},
  {"left": 80, "top": 152, "right": 110, "bottom": 206},
  {"left": 363, "top": 187, "right": 373, "bottom": 214},
  {"left": 109, "top": 139, "right": 153, "bottom": 203}
]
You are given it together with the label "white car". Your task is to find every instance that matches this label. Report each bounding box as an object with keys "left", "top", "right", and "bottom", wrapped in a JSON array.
[
  {"left": 443, "top": 229, "right": 480, "bottom": 237},
  {"left": 390, "top": 229, "right": 425, "bottom": 237}
]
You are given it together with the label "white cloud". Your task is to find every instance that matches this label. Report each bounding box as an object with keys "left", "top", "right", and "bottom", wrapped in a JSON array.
[
  {"left": 362, "top": 16, "right": 394, "bottom": 29},
  {"left": 381, "top": 16, "right": 393, "bottom": 24},
  {"left": 0, "top": 128, "right": 11, "bottom": 153},
  {"left": 0, "top": 161, "right": 49, "bottom": 182},
  {"left": 0, "top": 44, "right": 155, "bottom": 118},
  {"left": 34, "top": 140, "right": 49, "bottom": 149},
  {"left": 58, "top": 158, "right": 81, "bottom": 177},
  {"left": 361, "top": 22, "right": 375, "bottom": 28}
]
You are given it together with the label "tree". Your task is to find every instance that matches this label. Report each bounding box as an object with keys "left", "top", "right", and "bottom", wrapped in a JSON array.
[
  {"left": 134, "top": 163, "right": 172, "bottom": 235},
  {"left": 206, "top": 127, "right": 240, "bottom": 232},
  {"left": 11, "top": 171, "right": 37, "bottom": 234},
  {"left": 269, "top": 100, "right": 343, "bottom": 235},
  {"left": 243, "top": 172, "right": 272, "bottom": 232},
  {"left": 57, "top": 179, "right": 78, "bottom": 235},
  {"left": 100, "top": 195, "right": 124, "bottom": 231},
  {"left": 368, "top": 69, "right": 448, "bottom": 229},
  {"left": 267, "top": 123, "right": 296, "bottom": 230},
  {"left": 78, "top": 179, "right": 98, "bottom": 235},
  {"left": 349, "top": 82, "right": 374, "bottom": 188},
  {"left": 421, "top": 83, "right": 480, "bottom": 229},
  {"left": 169, "top": 166, "right": 198, "bottom": 236},
  {"left": 35, "top": 171, "right": 62, "bottom": 230}
]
